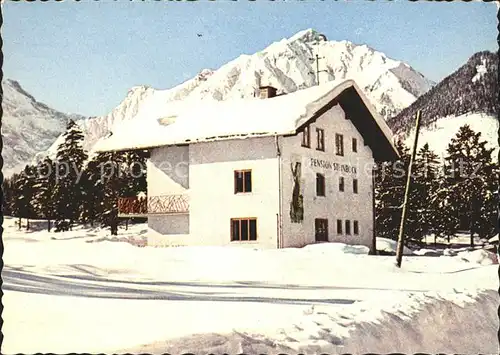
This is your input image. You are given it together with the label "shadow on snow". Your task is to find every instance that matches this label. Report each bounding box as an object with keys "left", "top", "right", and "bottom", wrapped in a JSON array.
[{"left": 2, "top": 267, "right": 357, "bottom": 306}]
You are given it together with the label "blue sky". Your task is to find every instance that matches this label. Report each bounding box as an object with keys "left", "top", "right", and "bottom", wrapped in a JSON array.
[{"left": 3, "top": 0, "right": 497, "bottom": 117}]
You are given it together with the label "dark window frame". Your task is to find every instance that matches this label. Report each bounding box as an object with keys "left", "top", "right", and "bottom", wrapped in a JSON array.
[
  {"left": 301, "top": 125, "right": 311, "bottom": 148},
  {"left": 352, "top": 138, "right": 358, "bottom": 153},
  {"left": 345, "top": 220, "right": 351, "bottom": 235},
  {"left": 335, "top": 133, "right": 344, "bottom": 156},
  {"left": 231, "top": 218, "right": 258, "bottom": 241},
  {"left": 316, "top": 128, "right": 325, "bottom": 151},
  {"left": 316, "top": 173, "right": 326, "bottom": 196},
  {"left": 353, "top": 220, "right": 359, "bottom": 235},
  {"left": 353, "top": 178, "right": 358, "bottom": 194},
  {"left": 339, "top": 176, "right": 345, "bottom": 192},
  {"left": 337, "top": 219, "right": 343, "bottom": 234},
  {"left": 234, "top": 170, "right": 252, "bottom": 194}
]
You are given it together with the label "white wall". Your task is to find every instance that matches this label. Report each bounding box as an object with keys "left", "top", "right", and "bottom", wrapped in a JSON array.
[
  {"left": 149, "top": 215, "right": 189, "bottom": 235},
  {"left": 189, "top": 137, "right": 280, "bottom": 248},
  {"left": 147, "top": 145, "right": 189, "bottom": 196},
  {"left": 147, "top": 137, "right": 280, "bottom": 248},
  {"left": 280, "top": 104, "right": 375, "bottom": 249},
  {"left": 147, "top": 145, "right": 190, "bottom": 240}
]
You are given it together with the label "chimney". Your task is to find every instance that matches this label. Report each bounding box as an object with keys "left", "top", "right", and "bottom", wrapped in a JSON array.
[{"left": 259, "top": 86, "right": 277, "bottom": 99}]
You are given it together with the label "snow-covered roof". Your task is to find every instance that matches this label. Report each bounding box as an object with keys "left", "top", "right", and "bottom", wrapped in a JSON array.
[{"left": 94, "top": 80, "right": 398, "bottom": 161}]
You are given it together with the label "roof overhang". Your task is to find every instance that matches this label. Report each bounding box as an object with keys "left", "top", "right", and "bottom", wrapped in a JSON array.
[{"left": 296, "top": 80, "right": 399, "bottom": 162}]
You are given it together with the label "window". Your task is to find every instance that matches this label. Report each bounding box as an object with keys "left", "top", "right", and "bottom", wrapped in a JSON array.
[
  {"left": 352, "top": 138, "right": 358, "bottom": 153},
  {"left": 302, "top": 125, "right": 311, "bottom": 148},
  {"left": 315, "top": 218, "right": 328, "bottom": 242},
  {"left": 337, "top": 219, "right": 343, "bottom": 234},
  {"left": 231, "top": 218, "right": 257, "bottom": 241},
  {"left": 339, "top": 176, "right": 345, "bottom": 192},
  {"left": 345, "top": 220, "right": 351, "bottom": 235},
  {"left": 234, "top": 170, "right": 252, "bottom": 193},
  {"left": 353, "top": 179, "right": 358, "bottom": 194},
  {"left": 316, "top": 128, "right": 325, "bottom": 151},
  {"left": 354, "top": 220, "right": 359, "bottom": 235},
  {"left": 316, "top": 173, "right": 325, "bottom": 196},
  {"left": 335, "top": 133, "right": 344, "bottom": 156}
]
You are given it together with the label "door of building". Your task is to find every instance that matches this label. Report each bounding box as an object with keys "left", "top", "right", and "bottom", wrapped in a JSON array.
[{"left": 315, "top": 218, "right": 328, "bottom": 242}]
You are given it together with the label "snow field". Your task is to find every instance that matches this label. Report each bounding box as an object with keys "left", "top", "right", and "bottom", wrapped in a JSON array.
[{"left": 2, "top": 216, "right": 498, "bottom": 353}]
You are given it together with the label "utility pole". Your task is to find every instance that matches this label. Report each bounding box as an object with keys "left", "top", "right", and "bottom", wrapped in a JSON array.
[
  {"left": 395, "top": 110, "right": 422, "bottom": 268},
  {"left": 309, "top": 54, "right": 328, "bottom": 86},
  {"left": 309, "top": 34, "right": 328, "bottom": 86}
]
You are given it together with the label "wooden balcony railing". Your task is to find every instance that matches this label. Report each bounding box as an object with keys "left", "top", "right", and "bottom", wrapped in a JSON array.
[
  {"left": 148, "top": 194, "right": 189, "bottom": 214},
  {"left": 118, "top": 194, "right": 189, "bottom": 216},
  {"left": 118, "top": 196, "right": 148, "bottom": 216}
]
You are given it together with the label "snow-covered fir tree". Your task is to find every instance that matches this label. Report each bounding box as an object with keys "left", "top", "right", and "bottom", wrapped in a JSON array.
[
  {"left": 53, "top": 120, "right": 88, "bottom": 231},
  {"left": 32, "top": 157, "right": 57, "bottom": 231},
  {"left": 121, "top": 150, "right": 148, "bottom": 196},
  {"left": 80, "top": 155, "right": 105, "bottom": 227},
  {"left": 81, "top": 150, "right": 147, "bottom": 234},
  {"left": 93, "top": 152, "right": 126, "bottom": 235},
  {"left": 412, "top": 143, "right": 442, "bottom": 244},
  {"left": 12, "top": 165, "right": 37, "bottom": 230},
  {"left": 375, "top": 140, "right": 414, "bottom": 243},
  {"left": 2, "top": 177, "right": 15, "bottom": 217},
  {"left": 442, "top": 124, "right": 497, "bottom": 245}
]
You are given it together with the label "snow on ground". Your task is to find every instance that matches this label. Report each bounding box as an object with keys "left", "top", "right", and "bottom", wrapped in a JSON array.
[
  {"left": 2, "top": 216, "right": 498, "bottom": 354},
  {"left": 376, "top": 237, "right": 413, "bottom": 255}
]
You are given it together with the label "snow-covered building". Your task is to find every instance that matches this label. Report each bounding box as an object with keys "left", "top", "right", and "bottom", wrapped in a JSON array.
[{"left": 94, "top": 80, "right": 398, "bottom": 250}]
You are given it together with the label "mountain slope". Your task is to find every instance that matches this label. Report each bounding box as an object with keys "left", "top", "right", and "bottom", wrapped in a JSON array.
[
  {"left": 388, "top": 51, "right": 499, "bottom": 158},
  {"left": 1, "top": 79, "right": 86, "bottom": 176},
  {"left": 403, "top": 112, "right": 498, "bottom": 160},
  {"left": 57, "top": 28, "right": 433, "bottom": 154}
]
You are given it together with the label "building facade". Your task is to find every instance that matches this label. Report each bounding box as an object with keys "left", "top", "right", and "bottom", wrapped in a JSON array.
[{"left": 96, "top": 80, "right": 398, "bottom": 250}]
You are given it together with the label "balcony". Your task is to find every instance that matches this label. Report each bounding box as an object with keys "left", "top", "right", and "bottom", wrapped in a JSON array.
[{"left": 118, "top": 194, "right": 189, "bottom": 217}]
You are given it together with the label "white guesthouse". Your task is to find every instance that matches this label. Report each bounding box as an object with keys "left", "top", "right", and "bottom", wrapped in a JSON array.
[{"left": 94, "top": 80, "right": 399, "bottom": 251}]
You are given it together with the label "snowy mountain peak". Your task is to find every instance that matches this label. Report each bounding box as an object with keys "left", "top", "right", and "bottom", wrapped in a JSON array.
[
  {"left": 196, "top": 69, "right": 214, "bottom": 81},
  {"left": 287, "top": 28, "right": 324, "bottom": 43},
  {"left": 6, "top": 79, "right": 36, "bottom": 101},
  {"left": 2, "top": 79, "right": 86, "bottom": 176},
  {"left": 54, "top": 29, "right": 435, "bottom": 154},
  {"left": 5, "top": 29, "right": 436, "bottom": 174},
  {"left": 128, "top": 85, "right": 154, "bottom": 96}
]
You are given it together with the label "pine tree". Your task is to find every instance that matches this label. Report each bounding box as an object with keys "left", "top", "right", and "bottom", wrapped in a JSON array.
[
  {"left": 13, "top": 165, "right": 37, "bottom": 230},
  {"left": 103, "top": 152, "right": 125, "bottom": 236},
  {"left": 442, "top": 124, "right": 496, "bottom": 246},
  {"left": 91, "top": 152, "right": 125, "bottom": 235},
  {"left": 375, "top": 139, "right": 412, "bottom": 243},
  {"left": 121, "top": 150, "right": 148, "bottom": 198},
  {"left": 2, "top": 177, "right": 15, "bottom": 216},
  {"left": 8, "top": 172, "right": 23, "bottom": 228},
  {"left": 412, "top": 143, "right": 441, "bottom": 245},
  {"left": 80, "top": 153, "right": 107, "bottom": 227},
  {"left": 80, "top": 150, "right": 147, "bottom": 234},
  {"left": 53, "top": 120, "right": 88, "bottom": 230},
  {"left": 431, "top": 172, "right": 457, "bottom": 243},
  {"left": 32, "top": 157, "right": 57, "bottom": 231}
]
